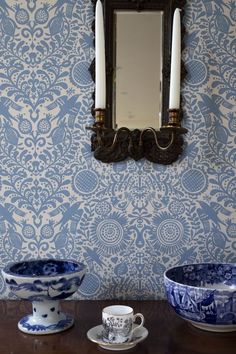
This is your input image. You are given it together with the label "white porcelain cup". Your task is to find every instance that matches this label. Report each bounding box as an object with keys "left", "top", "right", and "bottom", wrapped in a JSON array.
[{"left": 102, "top": 305, "right": 145, "bottom": 344}]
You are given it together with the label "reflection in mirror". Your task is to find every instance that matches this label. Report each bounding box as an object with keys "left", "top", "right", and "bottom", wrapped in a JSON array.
[{"left": 113, "top": 11, "right": 163, "bottom": 130}]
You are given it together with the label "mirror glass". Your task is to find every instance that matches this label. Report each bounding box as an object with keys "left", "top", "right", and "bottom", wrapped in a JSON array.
[{"left": 113, "top": 10, "right": 163, "bottom": 130}]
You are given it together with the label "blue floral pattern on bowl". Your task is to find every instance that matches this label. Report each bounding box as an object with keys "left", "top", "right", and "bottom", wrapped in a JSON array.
[
  {"left": 3, "top": 259, "right": 86, "bottom": 301},
  {"left": 5, "top": 259, "right": 83, "bottom": 277},
  {"left": 2, "top": 259, "right": 86, "bottom": 334},
  {"left": 164, "top": 263, "right": 236, "bottom": 332}
]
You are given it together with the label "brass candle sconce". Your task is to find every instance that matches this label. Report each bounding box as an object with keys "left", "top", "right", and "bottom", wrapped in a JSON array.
[
  {"left": 88, "top": 0, "right": 188, "bottom": 164},
  {"left": 88, "top": 108, "right": 187, "bottom": 164}
]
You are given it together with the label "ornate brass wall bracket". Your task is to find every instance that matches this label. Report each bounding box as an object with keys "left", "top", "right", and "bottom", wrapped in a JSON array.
[{"left": 87, "top": 109, "right": 187, "bottom": 164}]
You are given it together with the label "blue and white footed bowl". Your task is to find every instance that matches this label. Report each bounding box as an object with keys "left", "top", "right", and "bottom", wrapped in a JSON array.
[
  {"left": 164, "top": 263, "right": 236, "bottom": 332},
  {"left": 2, "top": 259, "right": 86, "bottom": 335}
]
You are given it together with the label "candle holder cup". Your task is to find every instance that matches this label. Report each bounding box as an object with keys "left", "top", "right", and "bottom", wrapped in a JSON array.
[
  {"left": 161, "top": 108, "right": 188, "bottom": 133},
  {"left": 94, "top": 108, "right": 106, "bottom": 126}
]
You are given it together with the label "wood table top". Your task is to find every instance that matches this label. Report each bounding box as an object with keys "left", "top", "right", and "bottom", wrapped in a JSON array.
[{"left": 0, "top": 300, "right": 235, "bottom": 354}]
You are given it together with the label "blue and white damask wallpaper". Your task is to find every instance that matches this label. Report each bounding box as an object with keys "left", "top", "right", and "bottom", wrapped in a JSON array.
[{"left": 0, "top": 0, "right": 235, "bottom": 299}]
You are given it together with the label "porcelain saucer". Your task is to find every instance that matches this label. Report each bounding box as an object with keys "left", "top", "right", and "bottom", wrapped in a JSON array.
[{"left": 87, "top": 324, "right": 148, "bottom": 351}]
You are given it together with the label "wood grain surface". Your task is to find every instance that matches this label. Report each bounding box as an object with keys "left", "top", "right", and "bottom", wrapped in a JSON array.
[{"left": 0, "top": 300, "right": 235, "bottom": 354}]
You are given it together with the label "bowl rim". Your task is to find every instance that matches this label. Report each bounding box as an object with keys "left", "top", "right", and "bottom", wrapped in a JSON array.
[
  {"left": 164, "top": 262, "right": 236, "bottom": 291},
  {"left": 2, "top": 258, "right": 87, "bottom": 279}
]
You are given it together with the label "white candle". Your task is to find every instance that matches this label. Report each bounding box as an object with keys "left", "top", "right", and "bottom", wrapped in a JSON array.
[
  {"left": 169, "top": 8, "right": 181, "bottom": 109},
  {"left": 95, "top": 0, "right": 106, "bottom": 109}
]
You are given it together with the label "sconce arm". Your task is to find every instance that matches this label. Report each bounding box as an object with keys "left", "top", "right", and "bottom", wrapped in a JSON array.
[{"left": 87, "top": 109, "right": 188, "bottom": 164}]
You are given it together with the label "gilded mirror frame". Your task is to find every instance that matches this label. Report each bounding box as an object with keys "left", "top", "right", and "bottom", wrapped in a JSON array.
[{"left": 89, "top": 0, "right": 187, "bottom": 164}]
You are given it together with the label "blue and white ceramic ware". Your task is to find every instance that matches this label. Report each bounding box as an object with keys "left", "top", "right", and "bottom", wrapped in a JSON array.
[
  {"left": 164, "top": 263, "right": 236, "bottom": 332},
  {"left": 2, "top": 259, "right": 86, "bottom": 334},
  {"left": 102, "top": 305, "right": 145, "bottom": 344}
]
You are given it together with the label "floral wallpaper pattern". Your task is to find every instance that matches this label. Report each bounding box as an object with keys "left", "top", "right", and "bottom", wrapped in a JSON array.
[{"left": 0, "top": 0, "right": 235, "bottom": 299}]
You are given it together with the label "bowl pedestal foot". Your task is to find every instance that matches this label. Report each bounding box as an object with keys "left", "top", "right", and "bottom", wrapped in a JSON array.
[
  {"left": 18, "top": 300, "right": 74, "bottom": 335},
  {"left": 189, "top": 320, "right": 236, "bottom": 333}
]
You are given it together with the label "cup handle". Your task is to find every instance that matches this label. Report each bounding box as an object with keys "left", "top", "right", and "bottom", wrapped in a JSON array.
[{"left": 131, "top": 313, "right": 145, "bottom": 336}]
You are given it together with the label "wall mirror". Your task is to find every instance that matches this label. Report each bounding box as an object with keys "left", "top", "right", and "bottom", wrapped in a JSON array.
[
  {"left": 89, "top": 0, "right": 187, "bottom": 164},
  {"left": 113, "top": 10, "right": 163, "bottom": 130}
]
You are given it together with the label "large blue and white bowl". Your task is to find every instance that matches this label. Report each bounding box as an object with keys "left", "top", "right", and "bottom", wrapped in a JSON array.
[
  {"left": 2, "top": 259, "right": 86, "bottom": 335},
  {"left": 164, "top": 263, "right": 236, "bottom": 332}
]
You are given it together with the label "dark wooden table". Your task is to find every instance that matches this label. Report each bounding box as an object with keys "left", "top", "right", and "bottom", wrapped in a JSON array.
[{"left": 0, "top": 300, "right": 235, "bottom": 354}]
